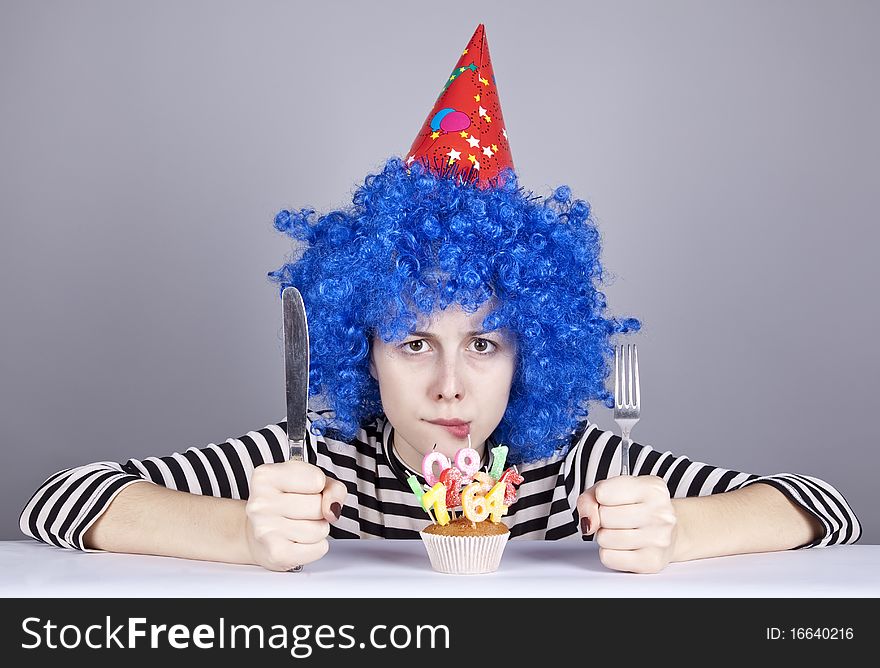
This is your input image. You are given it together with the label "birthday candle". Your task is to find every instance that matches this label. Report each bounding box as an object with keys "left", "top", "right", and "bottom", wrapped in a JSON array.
[
  {"left": 406, "top": 474, "right": 425, "bottom": 506},
  {"left": 472, "top": 471, "right": 495, "bottom": 494},
  {"left": 421, "top": 482, "right": 450, "bottom": 525},
  {"left": 488, "top": 445, "right": 509, "bottom": 479},
  {"left": 461, "top": 482, "right": 490, "bottom": 522},
  {"left": 485, "top": 481, "right": 507, "bottom": 522},
  {"left": 422, "top": 450, "right": 451, "bottom": 486},
  {"left": 439, "top": 466, "right": 462, "bottom": 508},
  {"left": 499, "top": 466, "right": 524, "bottom": 505},
  {"left": 454, "top": 444, "right": 481, "bottom": 483}
]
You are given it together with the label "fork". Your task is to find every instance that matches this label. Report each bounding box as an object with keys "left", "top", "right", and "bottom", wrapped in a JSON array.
[{"left": 614, "top": 343, "right": 641, "bottom": 476}]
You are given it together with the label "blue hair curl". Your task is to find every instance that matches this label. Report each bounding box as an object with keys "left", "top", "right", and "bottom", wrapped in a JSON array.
[{"left": 268, "top": 158, "right": 640, "bottom": 463}]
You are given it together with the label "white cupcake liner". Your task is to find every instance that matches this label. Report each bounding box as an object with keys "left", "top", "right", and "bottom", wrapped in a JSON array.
[{"left": 419, "top": 530, "right": 510, "bottom": 574}]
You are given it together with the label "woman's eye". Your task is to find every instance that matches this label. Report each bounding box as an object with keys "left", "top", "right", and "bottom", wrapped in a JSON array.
[
  {"left": 403, "top": 340, "right": 428, "bottom": 353},
  {"left": 471, "top": 338, "right": 497, "bottom": 354}
]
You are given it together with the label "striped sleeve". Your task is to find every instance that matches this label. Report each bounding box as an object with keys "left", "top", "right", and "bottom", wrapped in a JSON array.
[
  {"left": 559, "top": 424, "right": 861, "bottom": 548},
  {"left": 19, "top": 420, "right": 295, "bottom": 551}
]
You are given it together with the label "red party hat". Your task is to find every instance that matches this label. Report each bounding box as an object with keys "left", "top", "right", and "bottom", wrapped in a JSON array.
[{"left": 404, "top": 24, "right": 514, "bottom": 187}]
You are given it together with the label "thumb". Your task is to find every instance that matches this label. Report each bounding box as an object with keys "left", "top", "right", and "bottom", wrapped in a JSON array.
[
  {"left": 321, "top": 475, "right": 348, "bottom": 523},
  {"left": 576, "top": 486, "right": 601, "bottom": 537}
]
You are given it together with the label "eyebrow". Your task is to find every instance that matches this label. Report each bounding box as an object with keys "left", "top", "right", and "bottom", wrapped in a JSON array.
[{"left": 408, "top": 330, "right": 495, "bottom": 339}]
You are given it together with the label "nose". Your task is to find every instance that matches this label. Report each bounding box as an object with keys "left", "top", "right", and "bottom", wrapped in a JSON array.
[{"left": 430, "top": 355, "right": 465, "bottom": 401}]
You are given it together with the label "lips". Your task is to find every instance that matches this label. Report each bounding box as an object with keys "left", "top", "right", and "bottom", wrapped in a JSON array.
[{"left": 426, "top": 419, "right": 471, "bottom": 439}]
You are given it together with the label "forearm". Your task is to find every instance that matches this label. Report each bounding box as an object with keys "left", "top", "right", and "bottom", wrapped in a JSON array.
[
  {"left": 83, "top": 481, "right": 254, "bottom": 565},
  {"left": 670, "top": 482, "right": 823, "bottom": 562}
]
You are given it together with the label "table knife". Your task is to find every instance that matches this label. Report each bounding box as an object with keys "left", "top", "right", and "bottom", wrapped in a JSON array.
[{"left": 282, "top": 286, "right": 310, "bottom": 572}]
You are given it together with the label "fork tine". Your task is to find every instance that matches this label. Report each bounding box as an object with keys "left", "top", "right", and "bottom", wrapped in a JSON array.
[
  {"left": 615, "top": 345, "right": 623, "bottom": 408},
  {"left": 633, "top": 344, "right": 640, "bottom": 409},
  {"left": 626, "top": 344, "right": 633, "bottom": 408}
]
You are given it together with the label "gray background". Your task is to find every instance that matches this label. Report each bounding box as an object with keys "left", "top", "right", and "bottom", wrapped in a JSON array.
[{"left": 2, "top": 1, "right": 876, "bottom": 543}]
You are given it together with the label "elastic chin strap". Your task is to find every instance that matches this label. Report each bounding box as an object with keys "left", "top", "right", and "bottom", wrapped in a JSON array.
[
  {"left": 384, "top": 429, "right": 493, "bottom": 486},
  {"left": 383, "top": 430, "right": 417, "bottom": 484}
]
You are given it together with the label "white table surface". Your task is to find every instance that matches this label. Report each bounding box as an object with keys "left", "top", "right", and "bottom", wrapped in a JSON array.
[{"left": 2, "top": 540, "right": 878, "bottom": 598}]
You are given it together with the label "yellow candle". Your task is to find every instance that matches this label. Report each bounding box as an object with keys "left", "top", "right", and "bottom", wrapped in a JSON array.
[
  {"left": 461, "top": 482, "right": 490, "bottom": 522},
  {"left": 485, "top": 481, "right": 507, "bottom": 522},
  {"left": 421, "top": 482, "right": 450, "bottom": 525}
]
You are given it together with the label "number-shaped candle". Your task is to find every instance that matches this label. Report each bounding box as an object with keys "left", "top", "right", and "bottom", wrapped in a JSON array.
[
  {"left": 461, "top": 482, "right": 490, "bottom": 522},
  {"left": 488, "top": 445, "right": 509, "bottom": 479},
  {"left": 472, "top": 471, "right": 495, "bottom": 494},
  {"left": 439, "top": 466, "right": 462, "bottom": 508},
  {"left": 421, "top": 482, "right": 450, "bottom": 525},
  {"left": 454, "top": 447, "right": 481, "bottom": 483},
  {"left": 422, "top": 450, "right": 451, "bottom": 486},
  {"left": 485, "top": 481, "right": 507, "bottom": 522},
  {"left": 499, "top": 466, "right": 524, "bottom": 505}
]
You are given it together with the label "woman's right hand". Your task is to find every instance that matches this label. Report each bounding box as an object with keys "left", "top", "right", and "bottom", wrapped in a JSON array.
[{"left": 244, "top": 459, "right": 348, "bottom": 571}]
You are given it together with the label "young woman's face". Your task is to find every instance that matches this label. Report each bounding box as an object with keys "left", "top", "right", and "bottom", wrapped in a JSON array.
[{"left": 369, "top": 301, "right": 517, "bottom": 469}]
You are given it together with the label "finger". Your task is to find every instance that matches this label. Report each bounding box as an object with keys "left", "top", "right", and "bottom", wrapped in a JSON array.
[
  {"left": 595, "top": 527, "right": 649, "bottom": 551},
  {"left": 248, "top": 512, "right": 329, "bottom": 544},
  {"left": 575, "top": 487, "right": 600, "bottom": 536},
  {"left": 595, "top": 475, "right": 668, "bottom": 506},
  {"left": 281, "top": 518, "right": 331, "bottom": 545},
  {"left": 593, "top": 503, "right": 653, "bottom": 530},
  {"left": 321, "top": 476, "right": 349, "bottom": 523},
  {"left": 278, "top": 492, "right": 325, "bottom": 520},
  {"left": 256, "top": 460, "right": 326, "bottom": 495}
]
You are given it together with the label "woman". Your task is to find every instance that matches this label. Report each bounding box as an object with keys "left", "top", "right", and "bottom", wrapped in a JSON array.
[{"left": 19, "top": 158, "right": 861, "bottom": 574}]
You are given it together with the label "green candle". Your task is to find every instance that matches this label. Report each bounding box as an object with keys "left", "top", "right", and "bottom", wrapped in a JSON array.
[
  {"left": 488, "top": 445, "right": 508, "bottom": 479},
  {"left": 406, "top": 473, "right": 425, "bottom": 506}
]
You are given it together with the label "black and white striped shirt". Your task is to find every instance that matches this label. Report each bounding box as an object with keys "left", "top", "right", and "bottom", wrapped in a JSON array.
[{"left": 20, "top": 408, "right": 861, "bottom": 549}]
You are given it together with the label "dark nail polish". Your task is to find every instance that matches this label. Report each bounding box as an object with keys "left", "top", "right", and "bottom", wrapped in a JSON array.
[
  {"left": 580, "top": 517, "right": 591, "bottom": 535},
  {"left": 330, "top": 502, "right": 341, "bottom": 520}
]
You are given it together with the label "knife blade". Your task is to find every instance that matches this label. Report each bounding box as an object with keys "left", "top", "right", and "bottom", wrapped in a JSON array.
[{"left": 282, "top": 286, "right": 309, "bottom": 463}]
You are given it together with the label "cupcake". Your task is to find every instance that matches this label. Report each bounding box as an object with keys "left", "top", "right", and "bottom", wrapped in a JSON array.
[
  {"left": 410, "top": 443, "right": 524, "bottom": 574},
  {"left": 420, "top": 516, "right": 511, "bottom": 574}
]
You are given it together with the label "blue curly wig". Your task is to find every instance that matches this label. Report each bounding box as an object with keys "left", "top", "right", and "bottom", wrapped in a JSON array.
[{"left": 268, "top": 158, "right": 640, "bottom": 463}]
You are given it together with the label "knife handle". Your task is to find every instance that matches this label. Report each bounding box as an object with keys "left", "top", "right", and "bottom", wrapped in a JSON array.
[
  {"left": 289, "top": 439, "right": 305, "bottom": 462},
  {"left": 287, "top": 438, "right": 306, "bottom": 572}
]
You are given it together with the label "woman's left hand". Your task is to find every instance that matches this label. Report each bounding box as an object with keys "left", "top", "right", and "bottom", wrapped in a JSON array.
[{"left": 576, "top": 475, "right": 678, "bottom": 574}]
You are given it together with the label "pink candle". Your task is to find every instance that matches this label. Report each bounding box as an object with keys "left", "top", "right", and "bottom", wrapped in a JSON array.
[
  {"left": 421, "top": 449, "right": 450, "bottom": 486},
  {"left": 454, "top": 446, "right": 481, "bottom": 483}
]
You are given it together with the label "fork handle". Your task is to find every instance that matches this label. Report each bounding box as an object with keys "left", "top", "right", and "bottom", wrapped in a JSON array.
[{"left": 619, "top": 431, "right": 632, "bottom": 476}]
